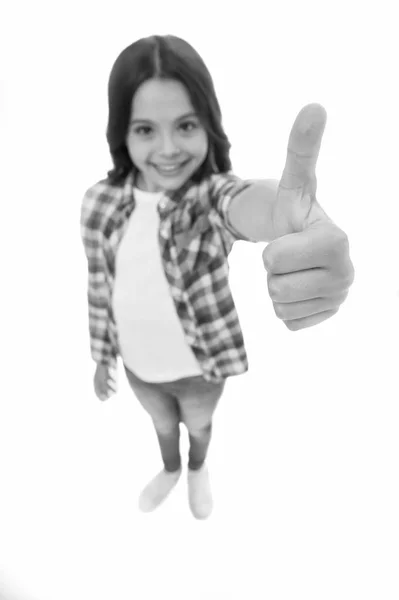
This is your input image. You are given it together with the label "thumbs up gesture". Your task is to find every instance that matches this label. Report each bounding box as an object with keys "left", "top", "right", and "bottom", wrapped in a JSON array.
[{"left": 262, "top": 104, "right": 354, "bottom": 330}]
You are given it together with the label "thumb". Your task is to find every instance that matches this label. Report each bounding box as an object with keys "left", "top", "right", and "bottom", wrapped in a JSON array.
[
  {"left": 279, "top": 103, "right": 327, "bottom": 192},
  {"left": 272, "top": 104, "right": 328, "bottom": 236}
]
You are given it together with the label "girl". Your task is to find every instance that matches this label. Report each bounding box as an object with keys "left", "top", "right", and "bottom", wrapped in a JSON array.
[{"left": 80, "top": 34, "right": 277, "bottom": 520}]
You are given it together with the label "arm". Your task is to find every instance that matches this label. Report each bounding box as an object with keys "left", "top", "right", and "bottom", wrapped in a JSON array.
[
  {"left": 226, "top": 179, "right": 280, "bottom": 243},
  {"left": 80, "top": 192, "right": 118, "bottom": 372}
]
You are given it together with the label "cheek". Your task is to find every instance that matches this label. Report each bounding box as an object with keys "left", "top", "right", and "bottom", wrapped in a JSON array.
[{"left": 126, "top": 138, "right": 146, "bottom": 164}]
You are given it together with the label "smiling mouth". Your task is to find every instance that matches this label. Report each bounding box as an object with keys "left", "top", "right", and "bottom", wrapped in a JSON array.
[{"left": 152, "top": 160, "right": 190, "bottom": 174}]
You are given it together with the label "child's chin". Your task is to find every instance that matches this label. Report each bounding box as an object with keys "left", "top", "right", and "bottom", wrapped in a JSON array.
[{"left": 156, "top": 176, "right": 190, "bottom": 190}]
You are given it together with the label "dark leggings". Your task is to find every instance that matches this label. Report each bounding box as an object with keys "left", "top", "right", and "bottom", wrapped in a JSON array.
[{"left": 123, "top": 365, "right": 225, "bottom": 471}]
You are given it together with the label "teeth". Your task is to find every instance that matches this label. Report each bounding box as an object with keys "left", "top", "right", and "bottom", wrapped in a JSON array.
[{"left": 155, "top": 162, "right": 185, "bottom": 172}]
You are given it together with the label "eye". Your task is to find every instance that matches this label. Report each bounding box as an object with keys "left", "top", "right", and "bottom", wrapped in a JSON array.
[
  {"left": 180, "top": 121, "right": 198, "bottom": 132},
  {"left": 132, "top": 121, "right": 198, "bottom": 136},
  {"left": 134, "top": 126, "right": 152, "bottom": 136}
]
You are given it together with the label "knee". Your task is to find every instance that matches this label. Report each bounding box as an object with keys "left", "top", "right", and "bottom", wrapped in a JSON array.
[
  {"left": 187, "top": 421, "right": 212, "bottom": 437},
  {"left": 154, "top": 419, "right": 180, "bottom": 436}
]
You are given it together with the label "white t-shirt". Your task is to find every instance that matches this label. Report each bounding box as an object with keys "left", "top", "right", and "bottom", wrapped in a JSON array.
[{"left": 111, "top": 187, "right": 203, "bottom": 382}]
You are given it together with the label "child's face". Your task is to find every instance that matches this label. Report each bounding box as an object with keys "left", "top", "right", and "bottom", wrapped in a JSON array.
[{"left": 126, "top": 78, "right": 209, "bottom": 192}]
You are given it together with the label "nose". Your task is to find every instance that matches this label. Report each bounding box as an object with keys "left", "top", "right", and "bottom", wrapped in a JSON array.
[{"left": 158, "top": 133, "right": 182, "bottom": 157}]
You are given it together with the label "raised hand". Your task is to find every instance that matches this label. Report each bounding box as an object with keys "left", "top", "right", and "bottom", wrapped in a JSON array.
[{"left": 263, "top": 104, "right": 355, "bottom": 330}]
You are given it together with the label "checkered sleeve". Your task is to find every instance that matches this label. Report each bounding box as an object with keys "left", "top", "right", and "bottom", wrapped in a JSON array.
[
  {"left": 210, "top": 173, "right": 258, "bottom": 243},
  {"left": 80, "top": 189, "right": 118, "bottom": 371}
]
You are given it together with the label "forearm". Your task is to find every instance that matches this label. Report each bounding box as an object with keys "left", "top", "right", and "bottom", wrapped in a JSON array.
[{"left": 226, "top": 179, "right": 279, "bottom": 243}]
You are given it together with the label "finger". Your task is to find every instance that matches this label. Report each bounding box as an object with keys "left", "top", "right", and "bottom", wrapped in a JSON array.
[
  {"left": 263, "top": 223, "right": 346, "bottom": 274},
  {"left": 279, "top": 103, "right": 327, "bottom": 192},
  {"left": 95, "top": 384, "right": 111, "bottom": 401},
  {"left": 284, "top": 308, "right": 339, "bottom": 331},
  {"left": 273, "top": 291, "right": 348, "bottom": 321},
  {"left": 267, "top": 268, "right": 335, "bottom": 303}
]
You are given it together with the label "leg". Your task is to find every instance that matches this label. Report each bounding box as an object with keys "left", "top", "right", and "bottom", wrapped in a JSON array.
[
  {"left": 176, "top": 376, "right": 226, "bottom": 519},
  {"left": 153, "top": 423, "right": 182, "bottom": 473},
  {"left": 187, "top": 423, "right": 213, "bottom": 470},
  {"left": 177, "top": 376, "right": 225, "bottom": 469},
  {"left": 124, "top": 365, "right": 183, "bottom": 511},
  {"left": 124, "top": 365, "right": 182, "bottom": 471}
]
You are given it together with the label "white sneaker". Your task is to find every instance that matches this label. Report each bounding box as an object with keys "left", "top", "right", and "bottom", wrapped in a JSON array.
[
  {"left": 187, "top": 463, "right": 213, "bottom": 519},
  {"left": 139, "top": 467, "right": 182, "bottom": 512}
]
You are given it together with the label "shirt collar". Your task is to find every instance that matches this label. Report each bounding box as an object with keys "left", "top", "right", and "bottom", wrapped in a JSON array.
[{"left": 118, "top": 170, "right": 199, "bottom": 217}]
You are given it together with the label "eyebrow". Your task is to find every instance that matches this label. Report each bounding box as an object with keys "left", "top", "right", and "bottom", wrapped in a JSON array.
[{"left": 130, "top": 112, "right": 198, "bottom": 125}]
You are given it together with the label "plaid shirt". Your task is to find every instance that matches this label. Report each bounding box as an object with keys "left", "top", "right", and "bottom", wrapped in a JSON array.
[{"left": 80, "top": 170, "right": 257, "bottom": 392}]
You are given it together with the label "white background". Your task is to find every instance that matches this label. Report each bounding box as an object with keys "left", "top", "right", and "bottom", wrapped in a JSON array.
[{"left": 1, "top": 1, "right": 398, "bottom": 599}]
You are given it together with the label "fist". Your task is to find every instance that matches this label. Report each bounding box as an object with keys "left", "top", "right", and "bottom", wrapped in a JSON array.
[{"left": 263, "top": 104, "right": 355, "bottom": 330}]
